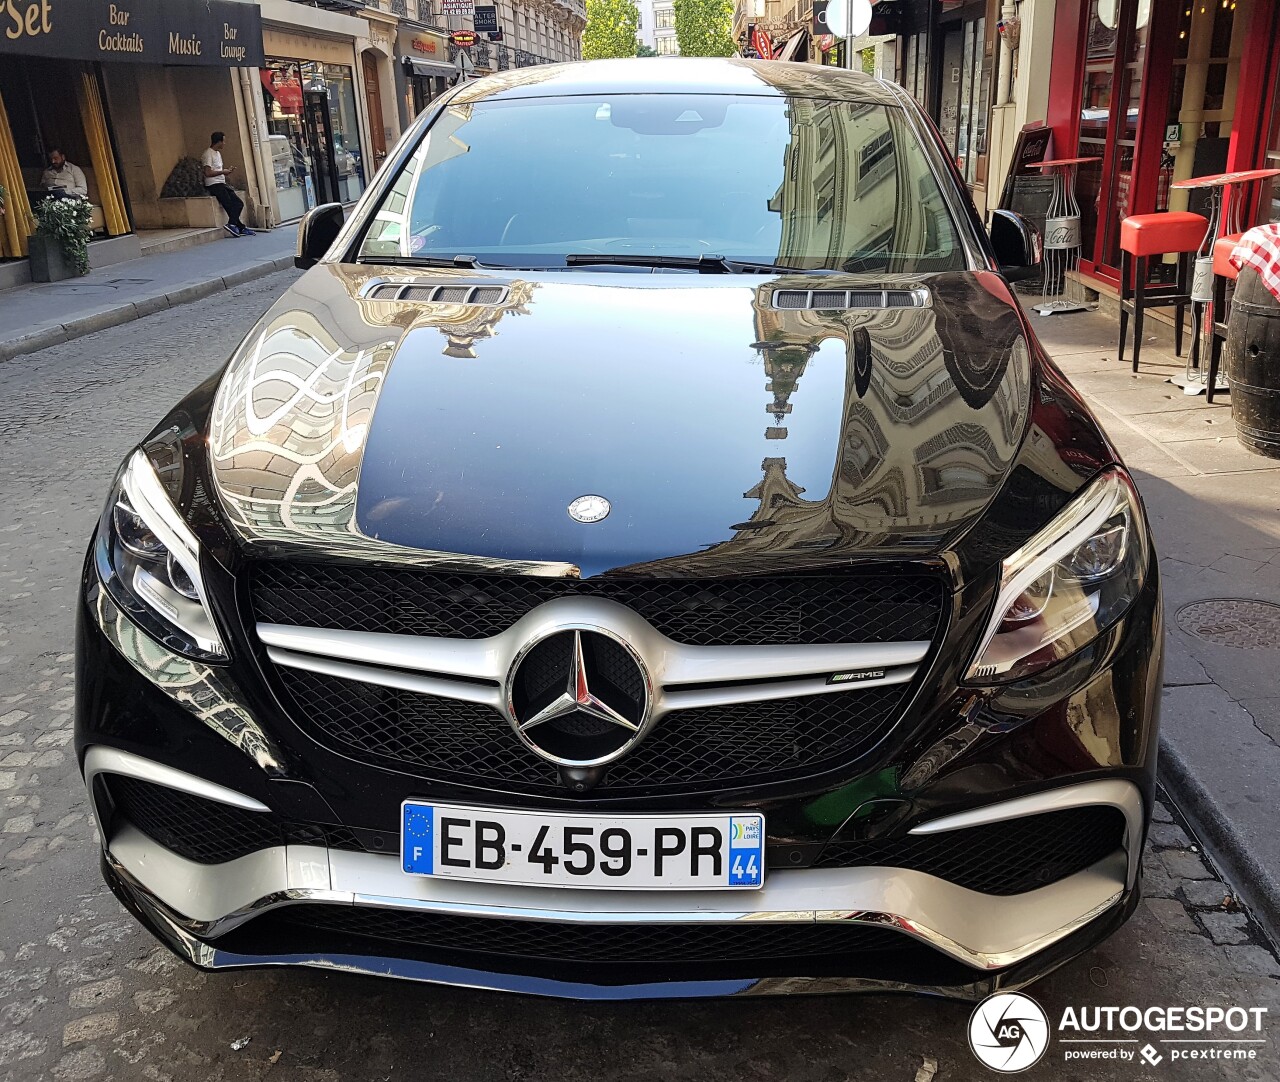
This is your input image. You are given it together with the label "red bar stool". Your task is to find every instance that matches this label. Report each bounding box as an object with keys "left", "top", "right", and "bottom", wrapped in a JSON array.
[
  {"left": 1204, "top": 233, "right": 1243, "bottom": 403},
  {"left": 1118, "top": 211, "right": 1208, "bottom": 373}
]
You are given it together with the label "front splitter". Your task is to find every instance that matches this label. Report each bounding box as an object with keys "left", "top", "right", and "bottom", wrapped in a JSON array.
[{"left": 101, "top": 850, "right": 1141, "bottom": 1003}]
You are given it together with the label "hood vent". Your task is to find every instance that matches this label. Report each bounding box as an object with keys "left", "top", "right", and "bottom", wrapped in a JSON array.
[
  {"left": 364, "top": 282, "right": 510, "bottom": 305},
  {"left": 772, "top": 288, "right": 930, "bottom": 311}
]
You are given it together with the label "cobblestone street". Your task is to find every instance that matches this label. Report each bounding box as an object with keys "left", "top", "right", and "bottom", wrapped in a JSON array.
[{"left": 1, "top": 273, "right": 1278, "bottom": 1080}]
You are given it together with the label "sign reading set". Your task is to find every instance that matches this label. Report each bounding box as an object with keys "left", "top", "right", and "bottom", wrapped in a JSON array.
[{"left": 2, "top": 0, "right": 264, "bottom": 65}]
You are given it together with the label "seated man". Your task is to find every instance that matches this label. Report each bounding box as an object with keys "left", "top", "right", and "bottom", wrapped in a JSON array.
[
  {"left": 40, "top": 148, "right": 88, "bottom": 198},
  {"left": 202, "top": 130, "right": 254, "bottom": 238}
]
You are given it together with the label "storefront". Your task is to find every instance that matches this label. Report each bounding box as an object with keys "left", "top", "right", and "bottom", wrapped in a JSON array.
[
  {"left": 0, "top": 0, "right": 264, "bottom": 270},
  {"left": 1046, "top": 0, "right": 1280, "bottom": 285},
  {"left": 398, "top": 28, "right": 454, "bottom": 121},
  {"left": 261, "top": 18, "right": 371, "bottom": 221},
  {"left": 893, "top": 0, "right": 996, "bottom": 210}
]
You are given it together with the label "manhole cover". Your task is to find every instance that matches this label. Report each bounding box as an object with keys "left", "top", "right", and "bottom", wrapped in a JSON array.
[{"left": 1175, "top": 599, "right": 1280, "bottom": 648}]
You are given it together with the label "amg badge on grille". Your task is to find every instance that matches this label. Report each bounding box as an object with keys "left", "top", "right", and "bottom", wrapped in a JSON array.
[
  {"left": 505, "top": 628, "right": 652, "bottom": 767},
  {"left": 567, "top": 494, "right": 610, "bottom": 523}
]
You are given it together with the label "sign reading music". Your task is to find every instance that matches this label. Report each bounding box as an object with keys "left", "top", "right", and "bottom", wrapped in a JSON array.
[{"left": 1, "top": 0, "right": 265, "bottom": 66}]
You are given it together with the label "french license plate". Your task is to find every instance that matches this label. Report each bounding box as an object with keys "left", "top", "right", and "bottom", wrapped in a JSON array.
[{"left": 401, "top": 801, "right": 765, "bottom": 890}]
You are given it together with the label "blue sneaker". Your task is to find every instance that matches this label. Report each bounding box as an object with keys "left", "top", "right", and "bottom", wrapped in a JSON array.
[
  {"left": 223, "top": 223, "right": 239, "bottom": 238},
  {"left": 237, "top": 226, "right": 257, "bottom": 236}
]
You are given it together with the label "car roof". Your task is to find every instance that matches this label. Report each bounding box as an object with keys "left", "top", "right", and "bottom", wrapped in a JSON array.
[{"left": 449, "top": 57, "right": 905, "bottom": 106}]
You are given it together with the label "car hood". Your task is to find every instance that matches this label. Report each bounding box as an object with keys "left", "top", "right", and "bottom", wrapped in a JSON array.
[{"left": 206, "top": 263, "right": 1057, "bottom": 578}]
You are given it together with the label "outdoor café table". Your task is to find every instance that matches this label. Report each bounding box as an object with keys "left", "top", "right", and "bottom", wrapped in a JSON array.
[{"left": 1170, "top": 167, "right": 1280, "bottom": 395}]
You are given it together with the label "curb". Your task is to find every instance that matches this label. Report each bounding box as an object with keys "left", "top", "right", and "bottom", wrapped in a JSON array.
[
  {"left": 1158, "top": 733, "right": 1280, "bottom": 946},
  {"left": 0, "top": 254, "right": 296, "bottom": 365}
]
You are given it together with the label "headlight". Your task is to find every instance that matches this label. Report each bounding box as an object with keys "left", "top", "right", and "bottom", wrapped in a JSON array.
[
  {"left": 965, "top": 468, "right": 1150, "bottom": 683},
  {"left": 95, "top": 449, "right": 226, "bottom": 660}
]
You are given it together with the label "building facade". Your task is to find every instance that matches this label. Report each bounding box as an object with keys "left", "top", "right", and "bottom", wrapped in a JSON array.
[
  {"left": 0, "top": 0, "right": 268, "bottom": 284},
  {"left": 395, "top": 0, "right": 585, "bottom": 125},
  {"left": 886, "top": 0, "right": 1280, "bottom": 281},
  {"left": 0, "top": 0, "right": 586, "bottom": 284}
]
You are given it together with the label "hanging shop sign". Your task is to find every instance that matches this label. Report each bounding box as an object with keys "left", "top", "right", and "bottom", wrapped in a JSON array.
[
  {"left": 472, "top": 5, "right": 498, "bottom": 33},
  {"left": 450, "top": 29, "right": 477, "bottom": 46},
  {"left": 442, "top": 0, "right": 476, "bottom": 16},
  {"left": 0, "top": 0, "right": 264, "bottom": 65}
]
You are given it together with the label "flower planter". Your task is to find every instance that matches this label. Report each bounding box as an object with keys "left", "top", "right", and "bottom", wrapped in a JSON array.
[{"left": 28, "top": 234, "right": 79, "bottom": 283}]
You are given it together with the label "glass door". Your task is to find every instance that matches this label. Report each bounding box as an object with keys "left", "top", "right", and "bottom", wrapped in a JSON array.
[
  {"left": 1075, "top": 0, "right": 1153, "bottom": 276},
  {"left": 304, "top": 88, "right": 340, "bottom": 206}
]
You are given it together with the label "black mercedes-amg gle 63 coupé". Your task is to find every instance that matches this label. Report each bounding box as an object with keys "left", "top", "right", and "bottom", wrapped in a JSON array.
[{"left": 77, "top": 58, "right": 1160, "bottom": 1001}]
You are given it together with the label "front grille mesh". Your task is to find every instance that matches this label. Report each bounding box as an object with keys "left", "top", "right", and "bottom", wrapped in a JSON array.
[
  {"left": 249, "top": 564, "right": 946, "bottom": 648},
  {"left": 814, "top": 805, "right": 1127, "bottom": 895},
  {"left": 105, "top": 776, "right": 365, "bottom": 865},
  {"left": 275, "top": 905, "right": 915, "bottom": 963},
  {"left": 271, "top": 666, "right": 910, "bottom": 794}
]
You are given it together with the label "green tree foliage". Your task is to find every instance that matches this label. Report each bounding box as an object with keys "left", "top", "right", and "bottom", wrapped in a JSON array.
[
  {"left": 636, "top": 43, "right": 658, "bottom": 56},
  {"left": 673, "top": 0, "right": 735, "bottom": 56},
  {"left": 583, "top": 0, "right": 641, "bottom": 59}
]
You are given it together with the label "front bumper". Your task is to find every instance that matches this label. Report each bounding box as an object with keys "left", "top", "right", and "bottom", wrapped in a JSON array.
[
  {"left": 88, "top": 744, "right": 1144, "bottom": 1001},
  {"left": 78, "top": 544, "right": 1161, "bottom": 1001}
]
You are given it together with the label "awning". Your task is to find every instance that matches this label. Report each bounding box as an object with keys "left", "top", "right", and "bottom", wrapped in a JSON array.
[
  {"left": 776, "top": 31, "right": 809, "bottom": 62},
  {"left": 405, "top": 57, "right": 456, "bottom": 76}
]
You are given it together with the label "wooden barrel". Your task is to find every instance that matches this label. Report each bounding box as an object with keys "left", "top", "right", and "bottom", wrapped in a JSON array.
[{"left": 1225, "top": 267, "right": 1280, "bottom": 459}]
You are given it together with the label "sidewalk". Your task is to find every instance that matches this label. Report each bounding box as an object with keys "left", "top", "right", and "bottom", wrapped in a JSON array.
[
  {"left": 0, "top": 224, "right": 298, "bottom": 363},
  {"left": 1034, "top": 307, "right": 1280, "bottom": 942}
]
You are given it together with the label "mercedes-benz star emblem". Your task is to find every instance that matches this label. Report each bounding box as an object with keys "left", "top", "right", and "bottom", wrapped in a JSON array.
[
  {"left": 567, "top": 495, "right": 610, "bottom": 523},
  {"left": 505, "top": 628, "right": 651, "bottom": 767}
]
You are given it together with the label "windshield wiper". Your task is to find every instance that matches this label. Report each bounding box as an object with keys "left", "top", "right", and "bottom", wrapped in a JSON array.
[
  {"left": 359, "top": 254, "right": 485, "bottom": 268},
  {"left": 563, "top": 254, "right": 827, "bottom": 275}
]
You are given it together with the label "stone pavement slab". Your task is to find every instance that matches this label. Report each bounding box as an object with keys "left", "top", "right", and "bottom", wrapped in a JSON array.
[
  {"left": 0, "top": 225, "right": 298, "bottom": 363},
  {"left": 1035, "top": 307, "right": 1280, "bottom": 942}
]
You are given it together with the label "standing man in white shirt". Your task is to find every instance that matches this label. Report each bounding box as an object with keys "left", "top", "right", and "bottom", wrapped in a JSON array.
[{"left": 202, "top": 131, "right": 255, "bottom": 237}]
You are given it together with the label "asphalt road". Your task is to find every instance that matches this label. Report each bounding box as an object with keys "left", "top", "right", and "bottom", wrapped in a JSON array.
[{"left": 1, "top": 271, "right": 1278, "bottom": 1082}]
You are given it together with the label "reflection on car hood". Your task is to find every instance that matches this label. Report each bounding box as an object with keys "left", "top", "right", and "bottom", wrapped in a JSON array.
[{"left": 207, "top": 263, "right": 1070, "bottom": 578}]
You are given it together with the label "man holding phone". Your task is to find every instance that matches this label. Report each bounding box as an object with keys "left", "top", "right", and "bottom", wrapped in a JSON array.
[{"left": 202, "top": 131, "right": 255, "bottom": 237}]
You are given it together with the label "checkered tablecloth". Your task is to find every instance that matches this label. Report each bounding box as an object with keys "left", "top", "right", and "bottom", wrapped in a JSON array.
[{"left": 1231, "top": 223, "right": 1280, "bottom": 303}]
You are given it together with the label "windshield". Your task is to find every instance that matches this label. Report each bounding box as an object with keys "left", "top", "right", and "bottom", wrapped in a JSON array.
[{"left": 357, "top": 92, "right": 966, "bottom": 274}]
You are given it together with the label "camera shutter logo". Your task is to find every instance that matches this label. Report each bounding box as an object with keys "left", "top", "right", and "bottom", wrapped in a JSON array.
[{"left": 968, "top": 992, "right": 1050, "bottom": 1073}]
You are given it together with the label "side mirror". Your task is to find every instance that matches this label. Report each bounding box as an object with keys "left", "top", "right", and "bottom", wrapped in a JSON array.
[
  {"left": 990, "top": 210, "right": 1043, "bottom": 283},
  {"left": 295, "top": 202, "right": 345, "bottom": 270}
]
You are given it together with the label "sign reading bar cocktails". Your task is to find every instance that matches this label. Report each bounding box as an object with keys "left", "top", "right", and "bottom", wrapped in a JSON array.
[{"left": 1, "top": 0, "right": 265, "bottom": 66}]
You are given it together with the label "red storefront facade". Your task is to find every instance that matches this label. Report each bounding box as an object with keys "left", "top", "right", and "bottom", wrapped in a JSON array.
[{"left": 1044, "top": 0, "right": 1280, "bottom": 287}]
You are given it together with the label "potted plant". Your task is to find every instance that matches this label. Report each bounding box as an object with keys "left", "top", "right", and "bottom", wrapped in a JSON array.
[{"left": 29, "top": 196, "right": 94, "bottom": 282}]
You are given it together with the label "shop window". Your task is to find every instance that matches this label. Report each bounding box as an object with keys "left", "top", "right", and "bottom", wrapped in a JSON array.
[
  {"left": 261, "top": 58, "right": 366, "bottom": 222},
  {"left": 655, "top": 7, "right": 675, "bottom": 29},
  {"left": 657, "top": 35, "right": 679, "bottom": 54}
]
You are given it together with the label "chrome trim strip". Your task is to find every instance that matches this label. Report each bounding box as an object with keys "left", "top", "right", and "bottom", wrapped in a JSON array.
[
  {"left": 266, "top": 647, "right": 504, "bottom": 709},
  {"left": 256, "top": 597, "right": 932, "bottom": 720},
  {"left": 107, "top": 856, "right": 1010, "bottom": 1001},
  {"left": 910, "top": 779, "right": 1145, "bottom": 889},
  {"left": 84, "top": 745, "right": 272, "bottom": 842}
]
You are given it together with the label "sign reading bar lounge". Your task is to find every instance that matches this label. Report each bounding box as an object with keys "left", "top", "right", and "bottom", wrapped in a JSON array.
[{"left": 2, "top": 0, "right": 266, "bottom": 66}]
